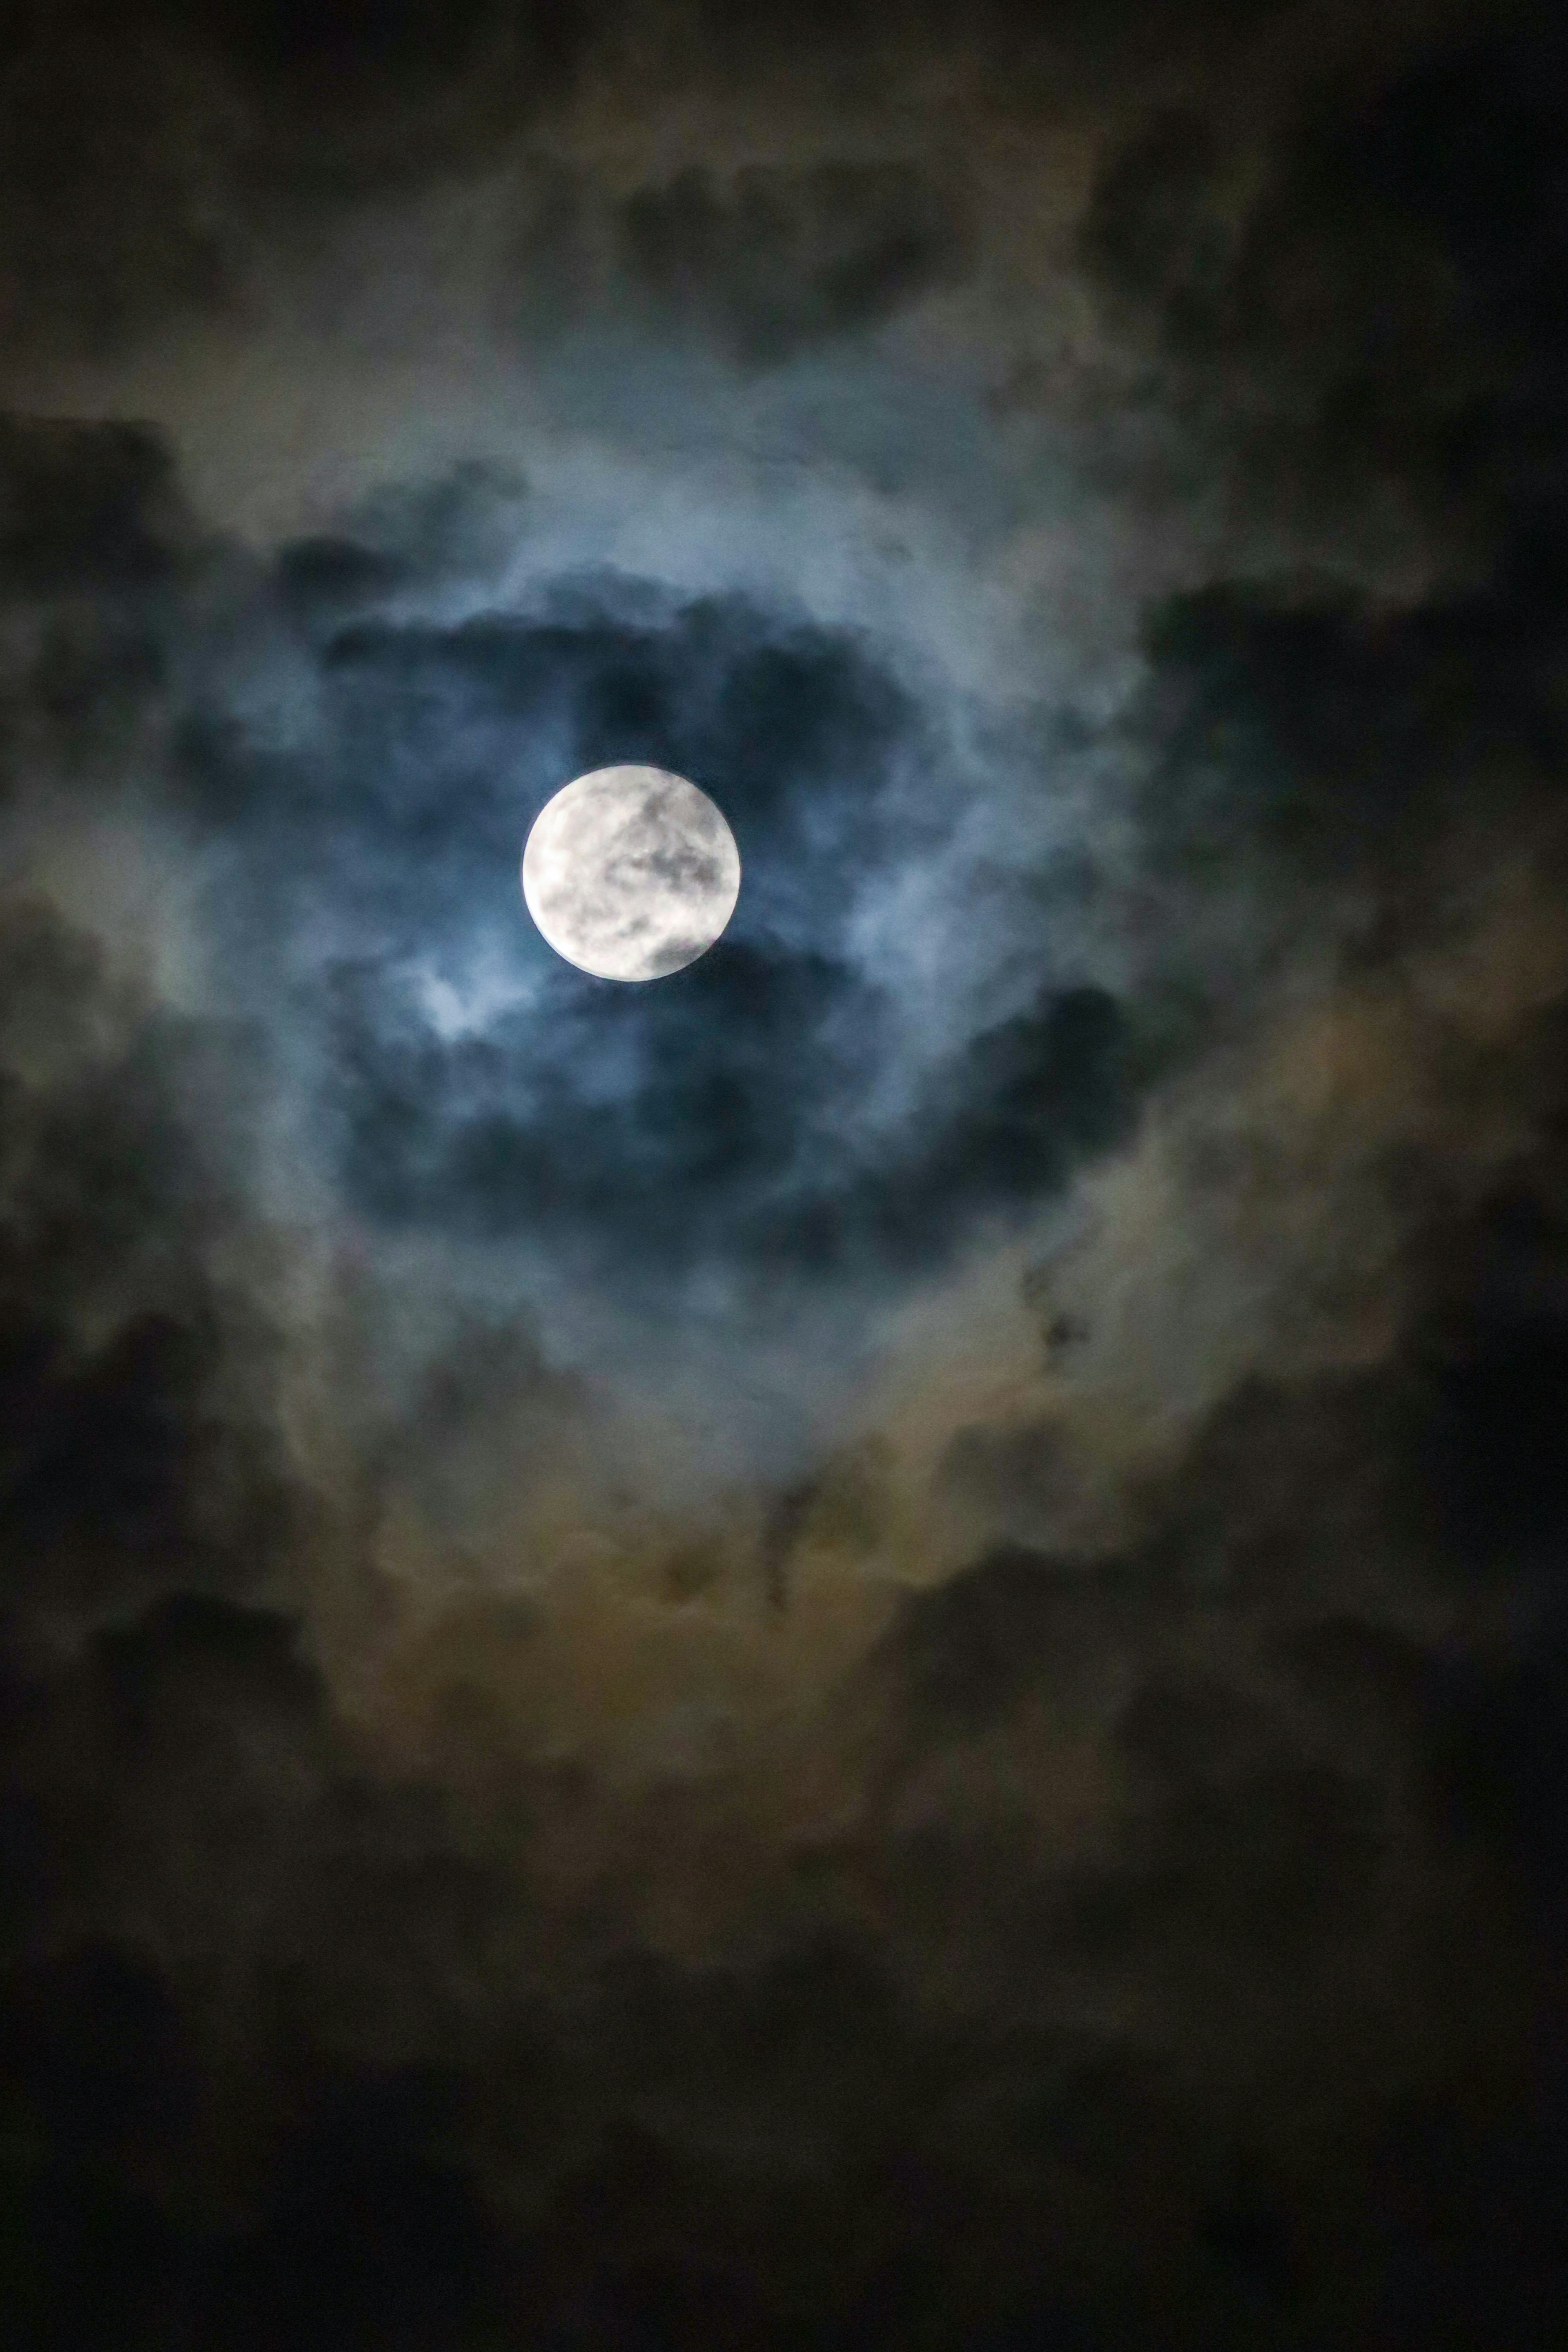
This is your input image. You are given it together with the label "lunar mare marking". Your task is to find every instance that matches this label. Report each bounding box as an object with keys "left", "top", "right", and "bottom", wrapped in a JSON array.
[{"left": 522, "top": 766, "right": 742, "bottom": 982}]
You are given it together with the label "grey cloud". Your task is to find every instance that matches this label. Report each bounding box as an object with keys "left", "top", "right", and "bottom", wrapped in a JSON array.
[
  {"left": 1077, "top": 11, "right": 1568, "bottom": 557},
  {"left": 275, "top": 462, "right": 528, "bottom": 629},
  {"left": 0, "top": 417, "right": 192, "bottom": 601},
  {"left": 8, "top": 1298, "right": 1566, "bottom": 2350},
  {"left": 0, "top": 897, "right": 297, "bottom": 1628},
  {"left": 860, "top": 1541, "right": 1122, "bottom": 1736},
  {"left": 0, "top": 0, "right": 1305, "bottom": 367},
  {"left": 617, "top": 160, "right": 976, "bottom": 367},
  {"left": 0, "top": 18, "right": 234, "bottom": 356}
]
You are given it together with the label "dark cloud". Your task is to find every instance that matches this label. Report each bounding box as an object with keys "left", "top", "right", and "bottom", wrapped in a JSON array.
[
  {"left": 180, "top": 0, "right": 507, "bottom": 94},
  {"left": 1080, "top": 7, "right": 1568, "bottom": 550},
  {"left": 1079, "top": 107, "right": 1225, "bottom": 315},
  {"left": 0, "top": 418, "right": 191, "bottom": 601},
  {"left": 509, "top": 152, "right": 978, "bottom": 364},
  {"left": 0, "top": 11, "right": 234, "bottom": 355},
  {"left": 0, "top": 899, "right": 296, "bottom": 1624},
  {"left": 618, "top": 160, "right": 976, "bottom": 367},
  {"left": 0, "top": 420, "right": 194, "bottom": 807},
  {"left": 862, "top": 1543, "right": 1117, "bottom": 1736},
  {"left": 0, "top": 0, "right": 1321, "bottom": 358},
  {"left": 275, "top": 465, "right": 526, "bottom": 628},
  {"left": 7, "top": 1228, "right": 1568, "bottom": 2336}
]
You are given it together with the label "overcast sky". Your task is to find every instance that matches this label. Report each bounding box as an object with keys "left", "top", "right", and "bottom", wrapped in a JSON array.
[{"left": 3, "top": 4, "right": 1568, "bottom": 2347}]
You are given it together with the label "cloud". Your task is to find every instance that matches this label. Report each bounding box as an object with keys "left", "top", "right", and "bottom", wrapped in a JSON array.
[
  {"left": 0, "top": 893, "right": 305, "bottom": 1640},
  {"left": 134, "top": 529, "right": 1146, "bottom": 1305},
  {"left": 3, "top": 4, "right": 1568, "bottom": 2343},
  {"left": 0, "top": 17, "right": 235, "bottom": 356},
  {"left": 1076, "top": 8, "right": 1568, "bottom": 564},
  {"left": 0, "top": 417, "right": 192, "bottom": 600},
  {"left": 617, "top": 160, "right": 977, "bottom": 367}
]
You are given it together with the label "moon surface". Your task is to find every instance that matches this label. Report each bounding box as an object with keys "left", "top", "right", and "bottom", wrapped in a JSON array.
[{"left": 522, "top": 766, "right": 742, "bottom": 982}]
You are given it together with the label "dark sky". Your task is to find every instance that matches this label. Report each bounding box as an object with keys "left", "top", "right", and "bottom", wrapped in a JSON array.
[{"left": 4, "top": 2, "right": 1568, "bottom": 2345}]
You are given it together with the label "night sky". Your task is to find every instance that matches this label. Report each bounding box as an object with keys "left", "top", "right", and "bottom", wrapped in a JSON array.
[{"left": 4, "top": 3, "right": 1568, "bottom": 2345}]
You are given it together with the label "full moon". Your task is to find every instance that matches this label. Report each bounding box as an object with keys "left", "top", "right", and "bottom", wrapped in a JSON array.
[{"left": 521, "top": 766, "right": 742, "bottom": 982}]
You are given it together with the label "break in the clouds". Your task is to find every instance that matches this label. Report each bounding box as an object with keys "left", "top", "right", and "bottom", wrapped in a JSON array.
[{"left": 4, "top": 4, "right": 1568, "bottom": 2348}]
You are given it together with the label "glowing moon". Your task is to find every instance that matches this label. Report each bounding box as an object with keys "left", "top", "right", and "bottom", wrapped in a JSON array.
[{"left": 522, "top": 766, "right": 741, "bottom": 982}]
